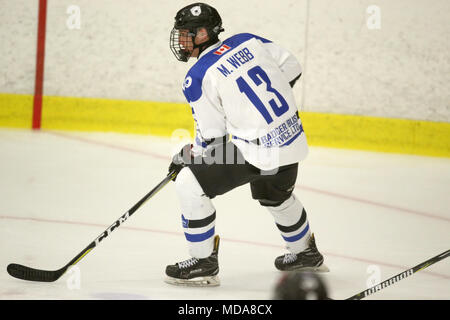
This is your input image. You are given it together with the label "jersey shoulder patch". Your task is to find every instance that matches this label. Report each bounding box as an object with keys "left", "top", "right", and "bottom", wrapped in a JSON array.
[
  {"left": 182, "top": 54, "right": 218, "bottom": 103},
  {"left": 182, "top": 71, "right": 203, "bottom": 103}
]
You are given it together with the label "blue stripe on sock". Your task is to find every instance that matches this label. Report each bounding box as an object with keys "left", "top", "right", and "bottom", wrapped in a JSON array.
[
  {"left": 184, "top": 227, "right": 215, "bottom": 242},
  {"left": 282, "top": 223, "right": 310, "bottom": 242}
]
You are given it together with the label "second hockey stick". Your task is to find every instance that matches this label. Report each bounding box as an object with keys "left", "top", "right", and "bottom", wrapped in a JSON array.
[
  {"left": 346, "top": 249, "right": 450, "bottom": 300},
  {"left": 7, "top": 171, "right": 177, "bottom": 282}
]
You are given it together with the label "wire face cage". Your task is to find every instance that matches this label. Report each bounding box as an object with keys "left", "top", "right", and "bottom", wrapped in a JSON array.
[{"left": 170, "top": 28, "right": 195, "bottom": 62}]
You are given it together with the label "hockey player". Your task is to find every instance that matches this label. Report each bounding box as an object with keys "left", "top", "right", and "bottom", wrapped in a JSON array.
[{"left": 166, "top": 2, "right": 327, "bottom": 286}]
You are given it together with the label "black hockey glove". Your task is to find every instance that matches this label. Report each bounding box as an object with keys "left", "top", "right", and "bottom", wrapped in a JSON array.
[{"left": 168, "top": 143, "right": 193, "bottom": 181}]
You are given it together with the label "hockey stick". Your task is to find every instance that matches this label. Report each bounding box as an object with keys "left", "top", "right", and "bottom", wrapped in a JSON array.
[
  {"left": 346, "top": 249, "right": 450, "bottom": 300},
  {"left": 7, "top": 171, "right": 177, "bottom": 282}
]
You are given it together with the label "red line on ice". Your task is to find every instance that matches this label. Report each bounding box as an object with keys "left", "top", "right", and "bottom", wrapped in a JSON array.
[{"left": 1, "top": 215, "right": 449, "bottom": 280}]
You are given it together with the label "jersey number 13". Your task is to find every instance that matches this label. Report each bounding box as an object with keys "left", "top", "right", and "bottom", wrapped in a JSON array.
[{"left": 236, "top": 65, "right": 289, "bottom": 124}]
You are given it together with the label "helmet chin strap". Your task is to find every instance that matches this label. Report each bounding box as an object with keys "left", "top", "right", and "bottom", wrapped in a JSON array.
[{"left": 190, "top": 29, "right": 219, "bottom": 59}]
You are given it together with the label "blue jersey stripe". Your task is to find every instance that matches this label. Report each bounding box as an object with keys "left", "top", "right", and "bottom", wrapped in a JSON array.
[{"left": 280, "top": 124, "right": 304, "bottom": 147}]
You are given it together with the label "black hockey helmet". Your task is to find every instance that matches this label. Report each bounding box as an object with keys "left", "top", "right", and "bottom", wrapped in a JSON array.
[
  {"left": 170, "top": 3, "right": 224, "bottom": 62},
  {"left": 273, "top": 272, "right": 329, "bottom": 300}
]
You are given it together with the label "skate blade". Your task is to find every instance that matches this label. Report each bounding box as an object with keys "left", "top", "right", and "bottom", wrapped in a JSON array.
[
  {"left": 300, "top": 264, "right": 330, "bottom": 273},
  {"left": 164, "top": 275, "right": 220, "bottom": 287},
  {"left": 312, "top": 263, "right": 330, "bottom": 273},
  {"left": 286, "top": 263, "right": 330, "bottom": 273}
]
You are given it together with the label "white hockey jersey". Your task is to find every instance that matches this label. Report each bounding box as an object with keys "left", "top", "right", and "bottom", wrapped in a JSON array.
[{"left": 182, "top": 33, "right": 308, "bottom": 170}]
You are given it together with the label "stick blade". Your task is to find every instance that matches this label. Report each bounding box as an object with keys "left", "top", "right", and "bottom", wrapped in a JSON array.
[{"left": 7, "top": 263, "right": 64, "bottom": 282}]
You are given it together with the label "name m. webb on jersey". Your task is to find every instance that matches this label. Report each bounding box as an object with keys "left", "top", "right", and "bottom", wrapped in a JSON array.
[{"left": 216, "top": 46, "right": 255, "bottom": 77}]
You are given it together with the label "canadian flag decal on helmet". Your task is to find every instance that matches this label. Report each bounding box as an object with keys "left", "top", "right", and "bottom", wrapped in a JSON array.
[{"left": 214, "top": 44, "right": 231, "bottom": 55}]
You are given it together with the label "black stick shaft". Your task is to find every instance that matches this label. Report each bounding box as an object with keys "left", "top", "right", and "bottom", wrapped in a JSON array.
[
  {"left": 346, "top": 249, "right": 450, "bottom": 300},
  {"left": 7, "top": 171, "right": 176, "bottom": 282},
  {"left": 68, "top": 171, "right": 175, "bottom": 266}
]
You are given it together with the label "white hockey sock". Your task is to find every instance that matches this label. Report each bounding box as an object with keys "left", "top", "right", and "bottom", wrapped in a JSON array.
[
  {"left": 175, "top": 167, "right": 216, "bottom": 258},
  {"left": 267, "top": 194, "right": 311, "bottom": 254}
]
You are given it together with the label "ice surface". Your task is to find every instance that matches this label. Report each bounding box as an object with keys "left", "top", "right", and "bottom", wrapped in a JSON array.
[{"left": 0, "top": 129, "right": 449, "bottom": 300}]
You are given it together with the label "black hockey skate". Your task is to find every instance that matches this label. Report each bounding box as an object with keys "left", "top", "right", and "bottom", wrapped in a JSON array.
[
  {"left": 275, "top": 234, "right": 329, "bottom": 272},
  {"left": 165, "top": 235, "right": 220, "bottom": 287}
]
